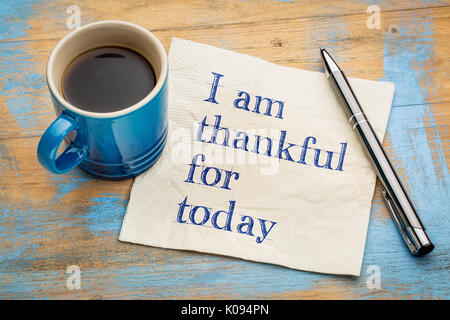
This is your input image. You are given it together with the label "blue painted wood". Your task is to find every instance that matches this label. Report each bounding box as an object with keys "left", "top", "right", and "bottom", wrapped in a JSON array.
[{"left": 0, "top": 0, "right": 448, "bottom": 299}]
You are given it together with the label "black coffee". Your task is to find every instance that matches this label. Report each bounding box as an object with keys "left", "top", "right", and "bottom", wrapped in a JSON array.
[{"left": 62, "top": 46, "right": 156, "bottom": 113}]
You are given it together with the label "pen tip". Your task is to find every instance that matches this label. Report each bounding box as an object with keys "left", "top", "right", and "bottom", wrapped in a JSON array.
[
  {"left": 416, "top": 243, "right": 434, "bottom": 256},
  {"left": 319, "top": 47, "right": 340, "bottom": 73}
]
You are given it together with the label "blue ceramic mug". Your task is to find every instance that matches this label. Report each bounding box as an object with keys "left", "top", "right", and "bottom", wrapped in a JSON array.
[{"left": 37, "top": 21, "right": 168, "bottom": 179}]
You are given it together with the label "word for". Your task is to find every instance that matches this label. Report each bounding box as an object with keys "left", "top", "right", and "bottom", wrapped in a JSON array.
[
  {"left": 197, "top": 114, "right": 348, "bottom": 171},
  {"left": 185, "top": 153, "right": 240, "bottom": 190},
  {"left": 176, "top": 196, "right": 276, "bottom": 244}
]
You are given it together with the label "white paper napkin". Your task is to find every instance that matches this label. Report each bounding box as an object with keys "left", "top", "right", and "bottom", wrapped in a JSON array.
[{"left": 119, "top": 38, "right": 395, "bottom": 276}]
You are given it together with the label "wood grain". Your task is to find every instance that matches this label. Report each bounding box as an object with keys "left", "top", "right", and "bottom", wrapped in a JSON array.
[{"left": 0, "top": 0, "right": 448, "bottom": 299}]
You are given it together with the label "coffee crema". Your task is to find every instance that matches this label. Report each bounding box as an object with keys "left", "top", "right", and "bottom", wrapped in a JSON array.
[{"left": 62, "top": 46, "right": 156, "bottom": 113}]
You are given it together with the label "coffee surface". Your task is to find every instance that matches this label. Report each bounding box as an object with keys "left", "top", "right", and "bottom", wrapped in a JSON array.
[{"left": 62, "top": 46, "right": 155, "bottom": 113}]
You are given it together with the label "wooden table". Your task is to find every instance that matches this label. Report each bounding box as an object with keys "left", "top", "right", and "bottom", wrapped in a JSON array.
[{"left": 1, "top": 0, "right": 448, "bottom": 299}]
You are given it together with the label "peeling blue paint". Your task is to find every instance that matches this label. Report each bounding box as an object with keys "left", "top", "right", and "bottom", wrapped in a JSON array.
[
  {"left": 362, "top": 12, "right": 449, "bottom": 299},
  {"left": 0, "top": 0, "right": 36, "bottom": 41},
  {"left": 310, "top": 18, "right": 350, "bottom": 70},
  {"left": 0, "top": 0, "right": 52, "bottom": 134},
  {"left": 0, "top": 0, "right": 448, "bottom": 300},
  {"left": 48, "top": 169, "right": 92, "bottom": 202},
  {"left": 84, "top": 193, "right": 128, "bottom": 236},
  {"left": 0, "top": 142, "right": 45, "bottom": 270},
  {"left": 0, "top": 42, "right": 49, "bottom": 131}
]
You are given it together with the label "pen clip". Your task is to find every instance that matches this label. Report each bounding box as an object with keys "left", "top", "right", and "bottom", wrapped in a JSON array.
[{"left": 380, "top": 187, "right": 416, "bottom": 253}]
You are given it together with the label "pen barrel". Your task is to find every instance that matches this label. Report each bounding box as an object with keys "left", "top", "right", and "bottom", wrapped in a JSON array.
[{"left": 328, "top": 70, "right": 433, "bottom": 255}]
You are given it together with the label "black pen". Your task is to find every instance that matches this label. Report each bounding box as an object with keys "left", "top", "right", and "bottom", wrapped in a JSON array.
[{"left": 320, "top": 47, "right": 434, "bottom": 256}]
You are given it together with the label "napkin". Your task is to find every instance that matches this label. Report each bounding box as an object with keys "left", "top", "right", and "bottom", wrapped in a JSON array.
[{"left": 119, "top": 38, "right": 395, "bottom": 276}]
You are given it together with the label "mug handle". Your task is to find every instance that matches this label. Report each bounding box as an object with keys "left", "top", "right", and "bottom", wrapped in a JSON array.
[{"left": 37, "top": 114, "right": 88, "bottom": 174}]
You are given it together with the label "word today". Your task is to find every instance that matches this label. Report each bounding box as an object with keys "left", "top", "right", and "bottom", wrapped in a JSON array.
[{"left": 176, "top": 196, "right": 276, "bottom": 244}]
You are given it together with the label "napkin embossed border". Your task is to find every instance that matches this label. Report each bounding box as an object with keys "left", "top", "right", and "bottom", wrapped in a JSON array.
[{"left": 120, "top": 38, "right": 395, "bottom": 276}]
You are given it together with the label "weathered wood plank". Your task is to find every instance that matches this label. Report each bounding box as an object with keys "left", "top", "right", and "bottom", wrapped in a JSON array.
[
  {"left": 1, "top": 5, "right": 449, "bottom": 140},
  {"left": 2, "top": 0, "right": 449, "bottom": 43},
  {"left": 0, "top": 0, "right": 449, "bottom": 300},
  {"left": 1, "top": 102, "right": 448, "bottom": 299}
]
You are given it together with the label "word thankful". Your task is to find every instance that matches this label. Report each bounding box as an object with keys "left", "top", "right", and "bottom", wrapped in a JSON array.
[
  {"left": 197, "top": 114, "right": 348, "bottom": 171},
  {"left": 176, "top": 196, "right": 277, "bottom": 244}
]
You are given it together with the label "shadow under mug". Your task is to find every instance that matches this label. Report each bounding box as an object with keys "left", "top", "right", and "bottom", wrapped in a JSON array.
[{"left": 37, "top": 21, "right": 168, "bottom": 179}]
